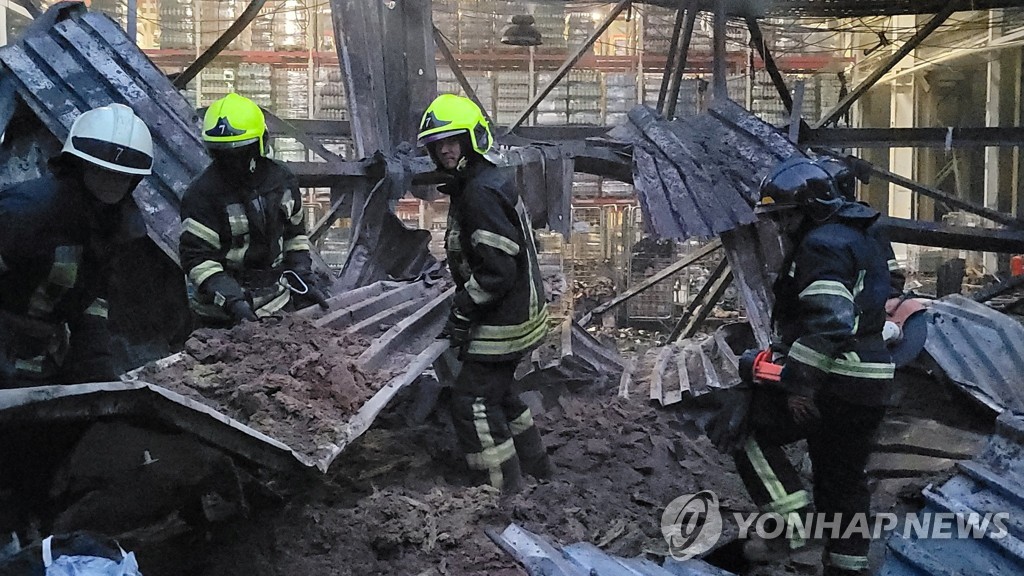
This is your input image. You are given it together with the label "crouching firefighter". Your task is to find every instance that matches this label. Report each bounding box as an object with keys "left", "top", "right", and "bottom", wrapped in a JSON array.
[
  {"left": 0, "top": 104, "right": 154, "bottom": 385},
  {"left": 418, "top": 94, "right": 552, "bottom": 492},
  {"left": 708, "top": 156, "right": 894, "bottom": 576},
  {"left": 180, "top": 93, "right": 328, "bottom": 327}
]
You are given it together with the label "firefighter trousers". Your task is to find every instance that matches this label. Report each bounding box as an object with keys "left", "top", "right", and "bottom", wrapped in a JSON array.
[
  {"left": 733, "top": 387, "right": 885, "bottom": 574},
  {"left": 450, "top": 359, "right": 550, "bottom": 492}
]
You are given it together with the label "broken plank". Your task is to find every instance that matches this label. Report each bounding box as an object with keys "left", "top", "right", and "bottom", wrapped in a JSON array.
[
  {"left": 579, "top": 239, "right": 722, "bottom": 327},
  {"left": 650, "top": 346, "right": 674, "bottom": 404}
]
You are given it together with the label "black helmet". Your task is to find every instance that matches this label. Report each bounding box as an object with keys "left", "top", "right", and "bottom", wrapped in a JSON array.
[
  {"left": 756, "top": 156, "right": 843, "bottom": 220},
  {"left": 816, "top": 155, "right": 857, "bottom": 201}
]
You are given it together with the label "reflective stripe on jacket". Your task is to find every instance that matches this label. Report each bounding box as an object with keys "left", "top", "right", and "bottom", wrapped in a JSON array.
[
  {"left": 180, "top": 157, "right": 309, "bottom": 316},
  {"left": 444, "top": 161, "right": 548, "bottom": 361},
  {"left": 774, "top": 206, "right": 895, "bottom": 405},
  {"left": 0, "top": 174, "right": 116, "bottom": 383}
]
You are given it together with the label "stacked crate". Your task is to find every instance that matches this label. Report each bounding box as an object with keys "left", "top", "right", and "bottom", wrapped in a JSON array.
[
  {"left": 565, "top": 9, "right": 594, "bottom": 49},
  {"left": 158, "top": 0, "right": 194, "bottom": 49},
  {"left": 272, "top": 67, "right": 309, "bottom": 119},
  {"left": 567, "top": 69, "right": 601, "bottom": 125},
  {"left": 272, "top": 137, "right": 307, "bottom": 162},
  {"left": 570, "top": 206, "right": 604, "bottom": 286},
  {"left": 494, "top": 71, "right": 530, "bottom": 127},
  {"left": 273, "top": 0, "right": 309, "bottom": 51},
  {"left": 250, "top": 2, "right": 275, "bottom": 51},
  {"left": 433, "top": 0, "right": 460, "bottom": 45},
  {"left": 641, "top": 7, "right": 676, "bottom": 55},
  {"left": 198, "top": 65, "right": 235, "bottom": 107},
  {"left": 237, "top": 63, "right": 273, "bottom": 108},
  {"left": 535, "top": 71, "right": 569, "bottom": 125},
  {"left": 199, "top": 0, "right": 249, "bottom": 50},
  {"left": 457, "top": 0, "right": 494, "bottom": 52},
  {"left": 604, "top": 72, "right": 637, "bottom": 125},
  {"left": 314, "top": 67, "right": 348, "bottom": 121},
  {"left": 532, "top": 4, "right": 566, "bottom": 51}
]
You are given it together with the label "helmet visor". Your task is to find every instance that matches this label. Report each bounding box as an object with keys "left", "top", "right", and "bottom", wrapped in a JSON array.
[{"left": 417, "top": 129, "right": 468, "bottom": 148}]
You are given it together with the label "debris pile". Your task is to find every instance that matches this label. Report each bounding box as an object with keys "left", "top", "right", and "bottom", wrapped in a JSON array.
[
  {"left": 167, "top": 387, "right": 748, "bottom": 575},
  {"left": 139, "top": 316, "right": 396, "bottom": 462}
]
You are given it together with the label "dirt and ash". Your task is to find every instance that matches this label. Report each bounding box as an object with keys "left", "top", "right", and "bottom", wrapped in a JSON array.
[
  {"left": 135, "top": 381, "right": 749, "bottom": 576},
  {"left": 139, "top": 316, "right": 397, "bottom": 462}
]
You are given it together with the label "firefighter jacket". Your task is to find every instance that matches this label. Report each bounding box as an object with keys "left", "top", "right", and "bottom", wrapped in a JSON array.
[
  {"left": 0, "top": 174, "right": 119, "bottom": 384},
  {"left": 773, "top": 202, "right": 895, "bottom": 406},
  {"left": 442, "top": 161, "right": 548, "bottom": 362},
  {"left": 180, "top": 157, "right": 311, "bottom": 317},
  {"left": 863, "top": 205, "right": 905, "bottom": 298}
]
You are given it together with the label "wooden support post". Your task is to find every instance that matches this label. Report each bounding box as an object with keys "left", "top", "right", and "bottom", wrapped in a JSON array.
[
  {"left": 869, "top": 163, "right": 1024, "bottom": 229},
  {"left": 712, "top": 0, "right": 728, "bottom": 101},
  {"left": 789, "top": 79, "right": 804, "bottom": 144},
  {"left": 668, "top": 259, "right": 731, "bottom": 342},
  {"left": 746, "top": 16, "right": 793, "bottom": 113},
  {"left": 881, "top": 216, "right": 1024, "bottom": 253},
  {"left": 656, "top": 6, "right": 687, "bottom": 113},
  {"left": 432, "top": 26, "right": 493, "bottom": 126},
  {"left": 664, "top": 5, "right": 697, "bottom": 119},
  {"left": 507, "top": 0, "right": 631, "bottom": 133},
  {"left": 814, "top": 0, "right": 960, "bottom": 129},
  {"left": 172, "top": 0, "right": 268, "bottom": 89},
  {"left": 578, "top": 238, "right": 721, "bottom": 327}
]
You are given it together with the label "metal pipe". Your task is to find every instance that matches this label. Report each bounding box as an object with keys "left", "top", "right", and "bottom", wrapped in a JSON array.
[
  {"left": 664, "top": 6, "right": 697, "bottom": 120},
  {"left": 746, "top": 16, "right": 793, "bottom": 113},
  {"left": 656, "top": 6, "right": 686, "bottom": 113},
  {"left": 432, "top": 25, "right": 494, "bottom": 126},
  {"left": 173, "top": 0, "right": 269, "bottom": 89},
  {"left": 712, "top": 0, "right": 728, "bottom": 101}
]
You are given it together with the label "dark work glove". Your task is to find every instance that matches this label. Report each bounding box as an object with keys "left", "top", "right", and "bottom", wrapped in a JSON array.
[
  {"left": 443, "top": 306, "right": 473, "bottom": 350},
  {"left": 705, "top": 386, "right": 753, "bottom": 454},
  {"left": 282, "top": 270, "right": 330, "bottom": 310},
  {"left": 229, "top": 300, "right": 258, "bottom": 323}
]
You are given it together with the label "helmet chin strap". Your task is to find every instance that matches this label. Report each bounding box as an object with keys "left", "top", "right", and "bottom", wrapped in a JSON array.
[
  {"left": 249, "top": 157, "right": 257, "bottom": 174},
  {"left": 456, "top": 156, "right": 469, "bottom": 172}
]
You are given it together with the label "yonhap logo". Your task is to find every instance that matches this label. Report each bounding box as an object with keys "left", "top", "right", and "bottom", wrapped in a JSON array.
[{"left": 661, "top": 490, "right": 723, "bottom": 560}]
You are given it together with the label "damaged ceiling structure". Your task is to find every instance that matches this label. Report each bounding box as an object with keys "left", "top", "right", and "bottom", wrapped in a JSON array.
[{"left": 3, "top": 0, "right": 1024, "bottom": 574}]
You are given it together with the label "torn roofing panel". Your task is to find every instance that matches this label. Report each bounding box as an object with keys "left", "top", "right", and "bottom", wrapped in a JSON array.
[
  {"left": 882, "top": 412, "right": 1024, "bottom": 575},
  {"left": 0, "top": 4, "right": 208, "bottom": 262},
  {"left": 923, "top": 295, "right": 1024, "bottom": 414},
  {"left": 624, "top": 101, "right": 800, "bottom": 241}
]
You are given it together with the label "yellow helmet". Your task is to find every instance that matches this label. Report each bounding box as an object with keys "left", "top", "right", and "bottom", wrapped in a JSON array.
[
  {"left": 417, "top": 94, "right": 492, "bottom": 156},
  {"left": 202, "top": 93, "right": 267, "bottom": 155}
]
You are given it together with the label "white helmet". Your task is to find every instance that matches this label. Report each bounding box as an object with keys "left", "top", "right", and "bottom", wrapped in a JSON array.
[{"left": 61, "top": 103, "right": 154, "bottom": 176}]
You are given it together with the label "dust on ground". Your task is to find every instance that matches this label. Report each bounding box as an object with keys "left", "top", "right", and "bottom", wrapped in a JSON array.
[
  {"left": 139, "top": 316, "right": 397, "bottom": 463},
  {"left": 138, "top": 382, "right": 748, "bottom": 576}
]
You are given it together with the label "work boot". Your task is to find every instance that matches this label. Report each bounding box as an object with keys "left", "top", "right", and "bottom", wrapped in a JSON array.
[
  {"left": 509, "top": 416, "right": 553, "bottom": 479},
  {"left": 467, "top": 453, "right": 524, "bottom": 494}
]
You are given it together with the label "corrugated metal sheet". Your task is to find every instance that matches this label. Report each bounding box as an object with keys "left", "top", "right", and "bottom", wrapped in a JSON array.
[
  {"left": 491, "top": 524, "right": 736, "bottom": 576},
  {"left": 923, "top": 295, "right": 1024, "bottom": 414},
  {"left": 880, "top": 411, "right": 1024, "bottom": 576},
  {"left": 520, "top": 318, "right": 626, "bottom": 385},
  {"left": 0, "top": 3, "right": 207, "bottom": 262},
  {"left": 644, "top": 323, "right": 752, "bottom": 407},
  {"left": 622, "top": 100, "right": 800, "bottom": 242}
]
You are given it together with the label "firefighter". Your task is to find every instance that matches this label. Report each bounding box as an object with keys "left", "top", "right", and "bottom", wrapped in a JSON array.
[
  {"left": 734, "top": 156, "right": 895, "bottom": 575},
  {"left": 815, "top": 153, "right": 905, "bottom": 298},
  {"left": 417, "top": 94, "right": 551, "bottom": 492},
  {"left": 180, "top": 93, "right": 327, "bottom": 327},
  {"left": 0, "top": 103, "right": 154, "bottom": 386}
]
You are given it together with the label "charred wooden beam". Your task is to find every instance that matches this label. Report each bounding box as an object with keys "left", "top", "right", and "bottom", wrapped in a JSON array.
[
  {"left": 974, "top": 274, "right": 1024, "bottom": 303},
  {"left": 881, "top": 216, "right": 1024, "bottom": 253},
  {"left": 432, "top": 25, "right": 493, "bottom": 126},
  {"left": 712, "top": 0, "right": 728, "bottom": 101},
  {"left": 172, "top": 0, "right": 268, "bottom": 89},
  {"left": 806, "top": 126, "right": 1024, "bottom": 148},
  {"left": 579, "top": 239, "right": 722, "bottom": 327},
  {"left": 814, "top": 0, "right": 960, "bottom": 128},
  {"left": 669, "top": 259, "right": 732, "bottom": 342},
  {"left": 507, "top": 0, "right": 631, "bottom": 132},
  {"left": 656, "top": 6, "right": 687, "bottom": 112},
  {"left": 664, "top": 2, "right": 697, "bottom": 119},
  {"left": 746, "top": 16, "right": 792, "bottom": 113}
]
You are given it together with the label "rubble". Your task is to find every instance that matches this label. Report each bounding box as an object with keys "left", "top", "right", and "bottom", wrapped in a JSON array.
[{"left": 138, "top": 316, "right": 398, "bottom": 463}]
